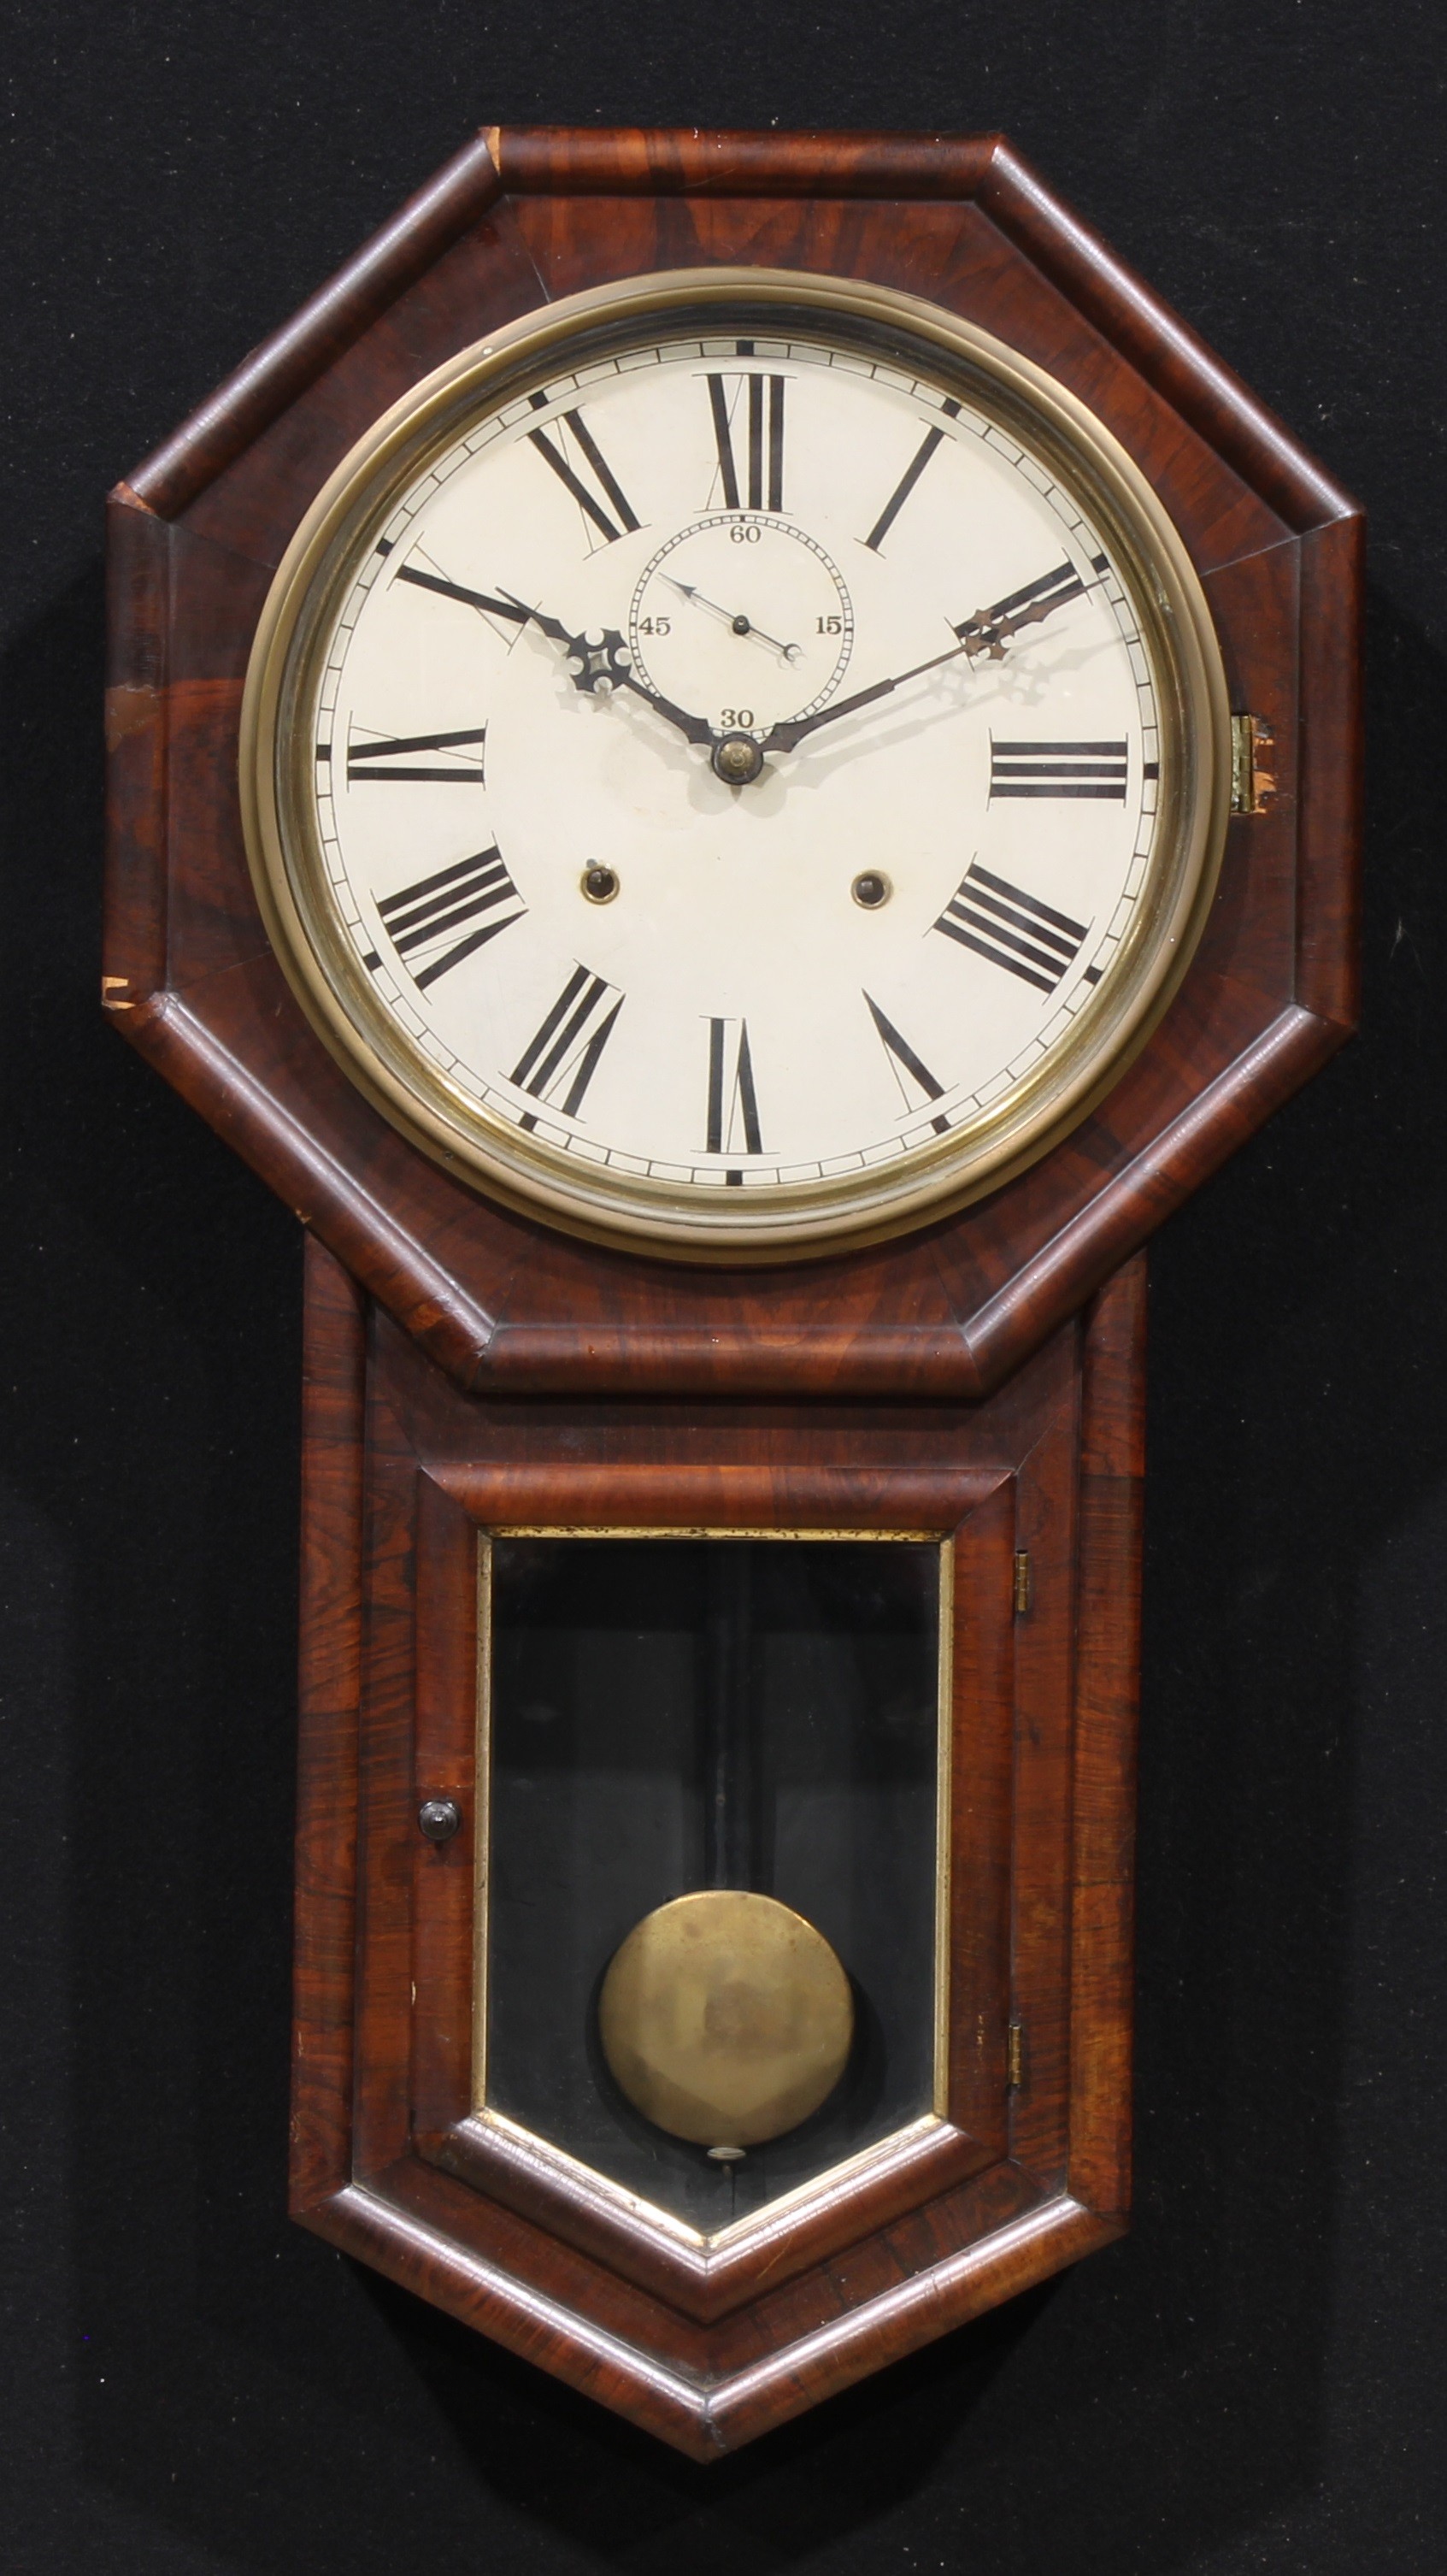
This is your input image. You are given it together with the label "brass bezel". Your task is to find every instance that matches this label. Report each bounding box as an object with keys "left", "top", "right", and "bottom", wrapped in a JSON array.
[
  {"left": 470, "top": 1525, "right": 953, "bottom": 2247},
  {"left": 240, "top": 268, "right": 1232, "bottom": 1264}
]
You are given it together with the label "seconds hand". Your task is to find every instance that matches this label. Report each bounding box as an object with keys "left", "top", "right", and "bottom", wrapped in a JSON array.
[{"left": 662, "top": 575, "right": 802, "bottom": 663}]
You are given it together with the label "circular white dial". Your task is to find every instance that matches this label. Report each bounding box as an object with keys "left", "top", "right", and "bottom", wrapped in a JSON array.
[{"left": 245, "top": 275, "right": 1228, "bottom": 1257}]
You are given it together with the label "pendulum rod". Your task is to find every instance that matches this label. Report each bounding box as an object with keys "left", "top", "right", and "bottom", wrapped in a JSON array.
[{"left": 703, "top": 1544, "right": 755, "bottom": 1889}]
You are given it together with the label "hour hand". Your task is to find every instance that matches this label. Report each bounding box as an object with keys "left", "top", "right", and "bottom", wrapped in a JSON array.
[
  {"left": 499, "top": 590, "right": 716, "bottom": 749},
  {"left": 618, "top": 663, "right": 718, "bottom": 747},
  {"left": 497, "top": 587, "right": 580, "bottom": 651}
]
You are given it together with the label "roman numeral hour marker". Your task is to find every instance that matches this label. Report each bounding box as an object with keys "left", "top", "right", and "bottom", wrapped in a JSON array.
[
  {"left": 345, "top": 725, "right": 487, "bottom": 785},
  {"left": 705, "top": 1018, "right": 763, "bottom": 1165},
  {"left": 934, "top": 863, "right": 1090, "bottom": 994},
  {"left": 863, "top": 401, "right": 960, "bottom": 551},
  {"left": 865, "top": 995, "right": 950, "bottom": 1134},
  {"left": 510, "top": 969, "right": 624, "bottom": 1124},
  {"left": 706, "top": 374, "right": 785, "bottom": 511},
  {"left": 369, "top": 847, "right": 526, "bottom": 988},
  {"left": 526, "top": 399, "right": 640, "bottom": 545},
  {"left": 990, "top": 740, "right": 1129, "bottom": 800}
]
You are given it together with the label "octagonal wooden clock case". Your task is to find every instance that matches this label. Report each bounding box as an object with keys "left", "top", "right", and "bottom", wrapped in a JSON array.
[{"left": 104, "top": 127, "right": 1362, "bottom": 2458}]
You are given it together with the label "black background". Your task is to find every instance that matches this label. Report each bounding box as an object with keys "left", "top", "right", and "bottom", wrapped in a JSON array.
[{"left": 3, "top": 4, "right": 1444, "bottom": 2568}]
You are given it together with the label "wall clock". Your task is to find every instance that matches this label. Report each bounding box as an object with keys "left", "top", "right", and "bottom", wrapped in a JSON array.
[{"left": 104, "top": 127, "right": 1361, "bottom": 2457}]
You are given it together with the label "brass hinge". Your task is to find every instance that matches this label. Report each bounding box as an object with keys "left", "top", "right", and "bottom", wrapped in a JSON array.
[
  {"left": 1230, "top": 712, "right": 1277, "bottom": 816},
  {"left": 1013, "top": 1550, "right": 1032, "bottom": 1615},
  {"left": 1007, "top": 2019, "right": 1026, "bottom": 2090}
]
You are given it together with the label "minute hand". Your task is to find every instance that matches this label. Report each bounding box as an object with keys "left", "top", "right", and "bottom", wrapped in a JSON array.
[{"left": 760, "top": 562, "right": 1096, "bottom": 756}]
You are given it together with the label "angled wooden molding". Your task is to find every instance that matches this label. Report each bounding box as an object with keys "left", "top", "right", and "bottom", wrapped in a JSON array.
[
  {"left": 485, "top": 125, "right": 1003, "bottom": 199},
  {"left": 974, "top": 142, "right": 1361, "bottom": 537},
  {"left": 301, "top": 2175, "right": 1121, "bottom": 2461},
  {"left": 126, "top": 133, "right": 504, "bottom": 520}
]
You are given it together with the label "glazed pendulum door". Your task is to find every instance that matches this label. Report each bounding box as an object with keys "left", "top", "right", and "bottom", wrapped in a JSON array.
[{"left": 479, "top": 1534, "right": 945, "bottom": 2230}]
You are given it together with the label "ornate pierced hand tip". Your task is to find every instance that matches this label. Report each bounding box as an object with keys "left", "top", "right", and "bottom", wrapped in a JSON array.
[{"left": 568, "top": 628, "right": 634, "bottom": 697}]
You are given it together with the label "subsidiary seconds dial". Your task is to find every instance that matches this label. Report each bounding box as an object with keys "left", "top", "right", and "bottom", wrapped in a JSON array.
[
  {"left": 628, "top": 516, "right": 854, "bottom": 739},
  {"left": 243, "top": 270, "right": 1230, "bottom": 1258}
]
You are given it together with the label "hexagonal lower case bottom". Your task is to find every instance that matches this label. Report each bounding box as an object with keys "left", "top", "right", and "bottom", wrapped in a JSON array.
[{"left": 289, "top": 1235, "right": 1145, "bottom": 2457}]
